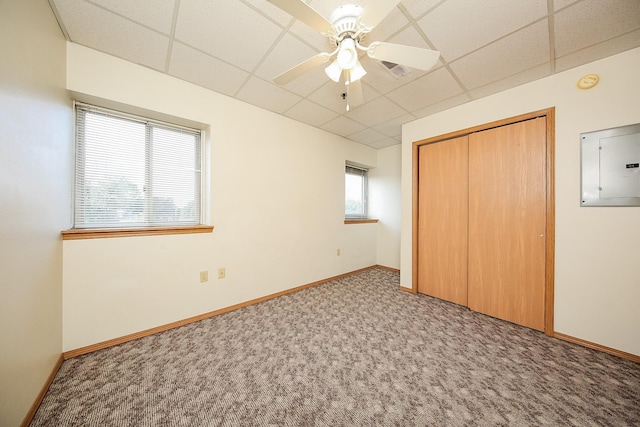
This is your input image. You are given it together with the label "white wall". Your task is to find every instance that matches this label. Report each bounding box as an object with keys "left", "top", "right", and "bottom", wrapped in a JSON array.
[
  {"left": 370, "top": 144, "right": 402, "bottom": 269},
  {"left": 402, "top": 48, "right": 640, "bottom": 356},
  {"left": 0, "top": 1, "right": 72, "bottom": 425},
  {"left": 63, "top": 44, "right": 381, "bottom": 351}
]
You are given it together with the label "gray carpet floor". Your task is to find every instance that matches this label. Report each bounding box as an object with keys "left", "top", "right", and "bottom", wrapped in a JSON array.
[{"left": 31, "top": 268, "right": 640, "bottom": 426}]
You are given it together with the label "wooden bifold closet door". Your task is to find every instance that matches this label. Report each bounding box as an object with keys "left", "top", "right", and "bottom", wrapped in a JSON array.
[
  {"left": 417, "top": 116, "right": 547, "bottom": 332},
  {"left": 417, "top": 136, "right": 469, "bottom": 306}
]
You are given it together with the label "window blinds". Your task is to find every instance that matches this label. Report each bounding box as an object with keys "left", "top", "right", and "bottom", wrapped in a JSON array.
[{"left": 74, "top": 103, "right": 202, "bottom": 229}]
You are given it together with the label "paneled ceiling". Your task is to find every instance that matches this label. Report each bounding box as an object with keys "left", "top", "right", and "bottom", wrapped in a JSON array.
[{"left": 49, "top": 0, "right": 640, "bottom": 149}]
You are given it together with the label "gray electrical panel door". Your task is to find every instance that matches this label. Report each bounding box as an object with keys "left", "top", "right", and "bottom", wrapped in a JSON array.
[{"left": 581, "top": 123, "right": 640, "bottom": 206}]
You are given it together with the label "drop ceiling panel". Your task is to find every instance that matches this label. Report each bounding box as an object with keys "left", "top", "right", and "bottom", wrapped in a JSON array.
[
  {"left": 554, "top": 0, "right": 640, "bottom": 57},
  {"left": 255, "top": 34, "right": 322, "bottom": 85},
  {"left": 412, "top": 93, "right": 470, "bottom": 119},
  {"left": 320, "top": 116, "right": 367, "bottom": 137},
  {"left": 553, "top": 0, "right": 581, "bottom": 12},
  {"left": 419, "top": 0, "right": 547, "bottom": 61},
  {"left": 236, "top": 77, "right": 301, "bottom": 114},
  {"left": 52, "top": 0, "right": 169, "bottom": 71},
  {"left": 168, "top": 42, "right": 249, "bottom": 97},
  {"left": 284, "top": 100, "right": 339, "bottom": 127},
  {"left": 175, "top": 0, "right": 282, "bottom": 71},
  {"left": 368, "top": 137, "right": 400, "bottom": 150},
  {"left": 243, "top": 0, "right": 295, "bottom": 27},
  {"left": 386, "top": 67, "right": 464, "bottom": 112},
  {"left": 373, "top": 114, "right": 416, "bottom": 138},
  {"left": 402, "top": 0, "right": 444, "bottom": 19},
  {"left": 309, "top": 81, "right": 380, "bottom": 114},
  {"left": 365, "top": 8, "right": 409, "bottom": 42},
  {"left": 92, "top": 0, "right": 176, "bottom": 34},
  {"left": 49, "top": 0, "right": 640, "bottom": 149},
  {"left": 450, "top": 20, "right": 550, "bottom": 90},
  {"left": 346, "top": 96, "right": 408, "bottom": 127},
  {"left": 468, "top": 64, "right": 550, "bottom": 100},
  {"left": 555, "top": 29, "right": 640, "bottom": 72}
]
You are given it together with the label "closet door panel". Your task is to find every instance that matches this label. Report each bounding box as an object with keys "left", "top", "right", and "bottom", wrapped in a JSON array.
[
  {"left": 468, "top": 118, "right": 546, "bottom": 331},
  {"left": 417, "top": 136, "right": 469, "bottom": 305}
]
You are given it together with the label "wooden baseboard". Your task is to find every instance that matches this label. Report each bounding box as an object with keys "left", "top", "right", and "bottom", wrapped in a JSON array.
[
  {"left": 374, "top": 264, "right": 400, "bottom": 273},
  {"left": 553, "top": 332, "right": 640, "bottom": 363},
  {"left": 20, "top": 354, "right": 64, "bottom": 427},
  {"left": 64, "top": 265, "right": 385, "bottom": 359}
]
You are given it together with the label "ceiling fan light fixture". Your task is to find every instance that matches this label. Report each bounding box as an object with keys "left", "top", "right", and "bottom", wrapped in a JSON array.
[
  {"left": 325, "top": 60, "right": 342, "bottom": 82},
  {"left": 336, "top": 37, "right": 358, "bottom": 69},
  {"left": 349, "top": 60, "right": 367, "bottom": 83}
]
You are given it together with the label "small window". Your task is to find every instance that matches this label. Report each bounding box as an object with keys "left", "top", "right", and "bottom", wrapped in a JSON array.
[
  {"left": 345, "top": 164, "right": 368, "bottom": 218},
  {"left": 73, "top": 103, "right": 203, "bottom": 229}
]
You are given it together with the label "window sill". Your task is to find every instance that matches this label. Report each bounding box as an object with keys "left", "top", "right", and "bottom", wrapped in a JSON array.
[
  {"left": 61, "top": 225, "right": 214, "bottom": 240},
  {"left": 344, "top": 219, "right": 379, "bottom": 224}
]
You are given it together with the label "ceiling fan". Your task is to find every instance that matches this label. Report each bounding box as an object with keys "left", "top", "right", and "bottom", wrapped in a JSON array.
[{"left": 268, "top": 0, "right": 440, "bottom": 111}]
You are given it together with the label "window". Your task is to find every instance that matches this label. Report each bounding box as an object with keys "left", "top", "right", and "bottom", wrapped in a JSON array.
[
  {"left": 345, "top": 164, "right": 368, "bottom": 218},
  {"left": 73, "top": 103, "right": 203, "bottom": 229}
]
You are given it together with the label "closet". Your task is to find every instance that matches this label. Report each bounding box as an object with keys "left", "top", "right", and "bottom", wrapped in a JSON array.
[{"left": 414, "top": 110, "right": 554, "bottom": 333}]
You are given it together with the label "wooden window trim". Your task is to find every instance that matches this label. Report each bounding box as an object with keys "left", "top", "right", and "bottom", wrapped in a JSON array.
[
  {"left": 61, "top": 225, "right": 214, "bottom": 240},
  {"left": 344, "top": 219, "right": 379, "bottom": 224}
]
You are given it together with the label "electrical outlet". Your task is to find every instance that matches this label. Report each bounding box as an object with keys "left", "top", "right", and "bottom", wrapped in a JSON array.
[
  {"left": 218, "top": 268, "right": 226, "bottom": 279},
  {"left": 200, "top": 271, "right": 208, "bottom": 283},
  {"left": 337, "top": 249, "right": 340, "bottom": 256}
]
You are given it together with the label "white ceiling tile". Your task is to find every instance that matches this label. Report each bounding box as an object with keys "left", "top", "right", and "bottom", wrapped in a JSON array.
[
  {"left": 275, "top": 65, "right": 332, "bottom": 97},
  {"left": 555, "top": 29, "right": 640, "bottom": 72},
  {"left": 255, "top": 34, "right": 322, "bottom": 84},
  {"left": 365, "top": 8, "right": 409, "bottom": 42},
  {"left": 50, "top": 0, "right": 640, "bottom": 149},
  {"left": 388, "top": 25, "right": 432, "bottom": 48},
  {"left": 401, "top": 0, "right": 444, "bottom": 19},
  {"left": 358, "top": 56, "right": 430, "bottom": 95},
  {"left": 450, "top": 20, "right": 550, "bottom": 90},
  {"left": 89, "top": 0, "right": 176, "bottom": 34},
  {"left": 243, "top": 0, "right": 295, "bottom": 27},
  {"left": 554, "top": 0, "right": 640, "bottom": 57},
  {"left": 289, "top": 21, "right": 335, "bottom": 52},
  {"left": 346, "top": 96, "right": 408, "bottom": 127},
  {"left": 553, "top": 0, "right": 581, "bottom": 12},
  {"left": 284, "top": 100, "right": 339, "bottom": 127},
  {"left": 373, "top": 114, "right": 416, "bottom": 138},
  {"left": 53, "top": 0, "right": 169, "bottom": 71},
  {"left": 320, "top": 116, "right": 367, "bottom": 137},
  {"left": 175, "top": 0, "right": 282, "bottom": 71},
  {"left": 468, "top": 64, "right": 551, "bottom": 99},
  {"left": 236, "top": 77, "right": 302, "bottom": 114},
  {"left": 386, "top": 67, "right": 463, "bottom": 112},
  {"left": 419, "top": 0, "right": 548, "bottom": 61},
  {"left": 412, "top": 93, "right": 470, "bottom": 119},
  {"left": 347, "top": 127, "right": 389, "bottom": 145},
  {"left": 368, "top": 138, "right": 400, "bottom": 149},
  {"left": 309, "top": 80, "right": 381, "bottom": 114},
  {"left": 168, "top": 42, "right": 249, "bottom": 97}
]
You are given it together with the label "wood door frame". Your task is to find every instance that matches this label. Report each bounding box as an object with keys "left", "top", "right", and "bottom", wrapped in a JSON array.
[{"left": 412, "top": 108, "right": 555, "bottom": 336}]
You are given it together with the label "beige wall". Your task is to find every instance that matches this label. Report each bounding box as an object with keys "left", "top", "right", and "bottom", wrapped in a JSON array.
[
  {"left": 371, "top": 144, "right": 402, "bottom": 269},
  {"left": 62, "top": 44, "right": 384, "bottom": 351},
  {"left": 402, "top": 48, "right": 640, "bottom": 356},
  {"left": 0, "top": 0, "right": 72, "bottom": 425}
]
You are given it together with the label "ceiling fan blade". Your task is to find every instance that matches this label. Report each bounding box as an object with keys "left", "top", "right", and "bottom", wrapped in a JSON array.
[
  {"left": 367, "top": 42, "right": 440, "bottom": 71},
  {"left": 347, "top": 79, "right": 364, "bottom": 110},
  {"left": 268, "top": 0, "right": 332, "bottom": 34},
  {"left": 273, "top": 52, "right": 332, "bottom": 85},
  {"left": 359, "top": 0, "right": 399, "bottom": 29}
]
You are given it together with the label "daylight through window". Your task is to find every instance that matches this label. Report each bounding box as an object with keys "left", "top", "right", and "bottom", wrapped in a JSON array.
[
  {"left": 74, "top": 103, "right": 202, "bottom": 229},
  {"left": 345, "top": 164, "right": 368, "bottom": 218}
]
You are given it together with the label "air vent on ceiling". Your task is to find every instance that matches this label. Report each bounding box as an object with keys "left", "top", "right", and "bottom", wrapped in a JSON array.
[{"left": 380, "top": 60, "right": 410, "bottom": 78}]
